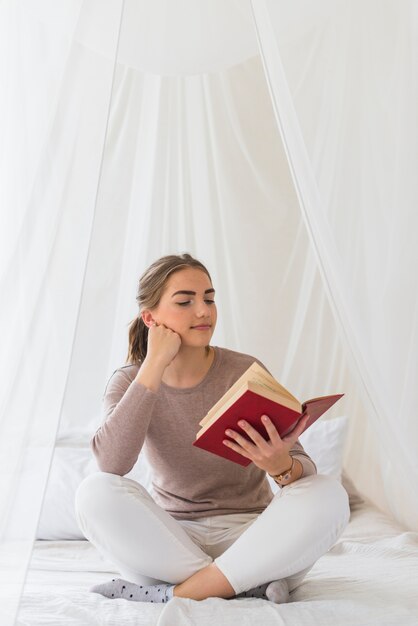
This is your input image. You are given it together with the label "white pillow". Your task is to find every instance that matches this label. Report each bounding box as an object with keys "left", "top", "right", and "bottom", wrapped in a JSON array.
[
  {"left": 267, "top": 415, "right": 349, "bottom": 494},
  {"left": 38, "top": 416, "right": 349, "bottom": 540},
  {"left": 36, "top": 447, "right": 97, "bottom": 540},
  {"left": 36, "top": 445, "right": 152, "bottom": 540},
  {"left": 299, "top": 414, "right": 348, "bottom": 480}
]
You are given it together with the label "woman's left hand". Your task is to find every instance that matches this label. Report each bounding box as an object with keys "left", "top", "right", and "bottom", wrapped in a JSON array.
[{"left": 222, "top": 414, "right": 309, "bottom": 474}]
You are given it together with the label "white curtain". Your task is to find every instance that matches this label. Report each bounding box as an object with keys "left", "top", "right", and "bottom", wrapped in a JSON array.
[
  {"left": 0, "top": 1, "right": 124, "bottom": 622},
  {"left": 1, "top": 1, "right": 417, "bottom": 622},
  {"left": 251, "top": 0, "right": 418, "bottom": 530}
]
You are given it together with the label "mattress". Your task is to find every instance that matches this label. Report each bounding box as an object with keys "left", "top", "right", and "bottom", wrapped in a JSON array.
[{"left": 16, "top": 500, "right": 418, "bottom": 625}]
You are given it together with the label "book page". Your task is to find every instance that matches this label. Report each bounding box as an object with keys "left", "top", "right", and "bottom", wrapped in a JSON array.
[
  {"left": 196, "top": 380, "right": 302, "bottom": 436},
  {"left": 199, "top": 362, "right": 262, "bottom": 426},
  {"left": 245, "top": 363, "right": 299, "bottom": 404},
  {"left": 199, "top": 361, "right": 300, "bottom": 427},
  {"left": 197, "top": 384, "right": 250, "bottom": 435}
]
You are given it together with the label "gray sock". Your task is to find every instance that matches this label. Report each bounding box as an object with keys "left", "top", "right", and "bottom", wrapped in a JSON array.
[
  {"left": 234, "top": 582, "right": 270, "bottom": 600},
  {"left": 89, "top": 578, "right": 175, "bottom": 603},
  {"left": 234, "top": 579, "right": 289, "bottom": 603},
  {"left": 266, "top": 579, "right": 290, "bottom": 604}
]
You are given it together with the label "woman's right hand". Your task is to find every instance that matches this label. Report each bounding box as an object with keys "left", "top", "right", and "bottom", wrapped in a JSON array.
[{"left": 145, "top": 322, "right": 182, "bottom": 369}]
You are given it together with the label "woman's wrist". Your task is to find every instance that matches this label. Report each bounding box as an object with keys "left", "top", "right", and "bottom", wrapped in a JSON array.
[
  {"left": 135, "top": 357, "right": 166, "bottom": 392},
  {"left": 269, "top": 456, "right": 303, "bottom": 486},
  {"left": 268, "top": 454, "right": 293, "bottom": 478}
]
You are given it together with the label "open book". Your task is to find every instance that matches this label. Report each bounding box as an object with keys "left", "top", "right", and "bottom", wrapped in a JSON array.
[{"left": 192, "top": 361, "right": 344, "bottom": 466}]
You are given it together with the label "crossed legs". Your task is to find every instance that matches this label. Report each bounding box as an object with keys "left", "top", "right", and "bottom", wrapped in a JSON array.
[{"left": 75, "top": 472, "right": 350, "bottom": 601}]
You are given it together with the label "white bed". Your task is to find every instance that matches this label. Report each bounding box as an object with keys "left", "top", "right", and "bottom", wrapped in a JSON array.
[
  {"left": 16, "top": 496, "right": 418, "bottom": 626},
  {"left": 15, "top": 419, "right": 418, "bottom": 625}
]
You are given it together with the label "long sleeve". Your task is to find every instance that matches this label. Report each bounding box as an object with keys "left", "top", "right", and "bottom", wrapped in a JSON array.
[
  {"left": 91, "top": 368, "right": 157, "bottom": 476},
  {"left": 289, "top": 440, "right": 318, "bottom": 479}
]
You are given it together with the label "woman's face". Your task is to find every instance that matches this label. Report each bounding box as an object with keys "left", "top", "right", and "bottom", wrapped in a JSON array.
[{"left": 148, "top": 267, "right": 217, "bottom": 348}]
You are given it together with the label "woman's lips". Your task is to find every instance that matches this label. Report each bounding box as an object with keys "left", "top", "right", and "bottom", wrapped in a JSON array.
[{"left": 191, "top": 325, "right": 211, "bottom": 330}]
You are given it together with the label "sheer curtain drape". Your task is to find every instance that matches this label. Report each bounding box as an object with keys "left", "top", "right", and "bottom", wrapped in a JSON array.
[
  {"left": 0, "top": 1, "right": 124, "bottom": 623},
  {"left": 1, "top": 1, "right": 417, "bottom": 623},
  {"left": 251, "top": 0, "right": 418, "bottom": 530}
]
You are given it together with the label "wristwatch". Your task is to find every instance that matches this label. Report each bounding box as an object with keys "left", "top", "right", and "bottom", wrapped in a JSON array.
[{"left": 269, "top": 456, "right": 295, "bottom": 484}]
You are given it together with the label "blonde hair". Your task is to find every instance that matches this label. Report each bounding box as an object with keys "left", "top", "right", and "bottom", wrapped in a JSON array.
[{"left": 126, "top": 253, "right": 212, "bottom": 365}]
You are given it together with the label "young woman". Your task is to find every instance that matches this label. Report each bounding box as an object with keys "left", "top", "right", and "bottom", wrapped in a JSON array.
[{"left": 75, "top": 253, "right": 350, "bottom": 604}]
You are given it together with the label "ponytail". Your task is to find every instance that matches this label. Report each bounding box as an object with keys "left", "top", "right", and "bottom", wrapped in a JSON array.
[{"left": 126, "top": 316, "right": 148, "bottom": 365}]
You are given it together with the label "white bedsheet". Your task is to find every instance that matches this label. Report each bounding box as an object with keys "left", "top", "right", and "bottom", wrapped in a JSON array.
[{"left": 16, "top": 501, "right": 418, "bottom": 625}]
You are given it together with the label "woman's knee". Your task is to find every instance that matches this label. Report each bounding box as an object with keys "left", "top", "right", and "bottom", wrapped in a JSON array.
[
  {"left": 75, "top": 471, "right": 152, "bottom": 519},
  {"left": 318, "top": 473, "right": 349, "bottom": 511},
  {"left": 74, "top": 472, "right": 112, "bottom": 510},
  {"left": 283, "top": 473, "right": 350, "bottom": 528},
  {"left": 74, "top": 472, "right": 121, "bottom": 517},
  {"left": 308, "top": 474, "right": 350, "bottom": 528}
]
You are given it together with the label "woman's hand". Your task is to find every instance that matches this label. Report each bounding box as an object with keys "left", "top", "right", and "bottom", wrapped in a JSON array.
[
  {"left": 145, "top": 322, "right": 182, "bottom": 369},
  {"left": 222, "top": 413, "right": 309, "bottom": 475}
]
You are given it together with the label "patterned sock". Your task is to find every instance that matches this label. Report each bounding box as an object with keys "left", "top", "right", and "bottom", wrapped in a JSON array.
[
  {"left": 89, "top": 578, "right": 175, "bottom": 603},
  {"left": 234, "top": 582, "right": 270, "bottom": 600},
  {"left": 234, "top": 579, "right": 289, "bottom": 604}
]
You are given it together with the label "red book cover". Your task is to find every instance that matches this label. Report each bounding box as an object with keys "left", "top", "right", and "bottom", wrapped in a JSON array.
[{"left": 192, "top": 390, "right": 344, "bottom": 466}]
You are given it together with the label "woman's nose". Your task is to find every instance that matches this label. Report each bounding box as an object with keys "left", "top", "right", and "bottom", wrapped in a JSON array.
[{"left": 196, "top": 301, "right": 211, "bottom": 316}]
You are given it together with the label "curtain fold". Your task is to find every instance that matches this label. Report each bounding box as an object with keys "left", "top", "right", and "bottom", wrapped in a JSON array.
[
  {"left": 0, "top": 2, "right": 125, "bottom": 623},
  {"left": 251, "top": 0, "right": 418, "bottom": 530}
]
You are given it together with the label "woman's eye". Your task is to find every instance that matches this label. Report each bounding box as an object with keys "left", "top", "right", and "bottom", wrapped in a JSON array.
[{"left": 176, "top": 300, "right": 215, "bottom": 306}]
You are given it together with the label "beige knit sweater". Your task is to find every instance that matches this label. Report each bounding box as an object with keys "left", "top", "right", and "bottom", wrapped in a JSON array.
[{"left": 91, "top": 346, "right": 317, "bottom": 520}]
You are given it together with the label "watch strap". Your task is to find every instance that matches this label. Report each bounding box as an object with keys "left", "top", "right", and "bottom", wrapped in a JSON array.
[{"left": 269, "top": 456, "right": 295, "bottom": 483}]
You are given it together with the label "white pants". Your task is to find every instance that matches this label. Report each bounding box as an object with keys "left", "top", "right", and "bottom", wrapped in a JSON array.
[{"left": 75, "top": 472, "right": 350, "bottom": 595}]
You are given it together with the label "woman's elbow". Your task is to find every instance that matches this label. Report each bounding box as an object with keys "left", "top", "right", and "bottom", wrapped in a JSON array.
[{"left": 90, "top": 441, "right": 134, "bottom": 476}]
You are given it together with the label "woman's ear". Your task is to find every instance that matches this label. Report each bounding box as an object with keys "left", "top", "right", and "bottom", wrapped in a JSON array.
[{"left": 141, "top": 310, "right": 155, "bottom": 328}]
